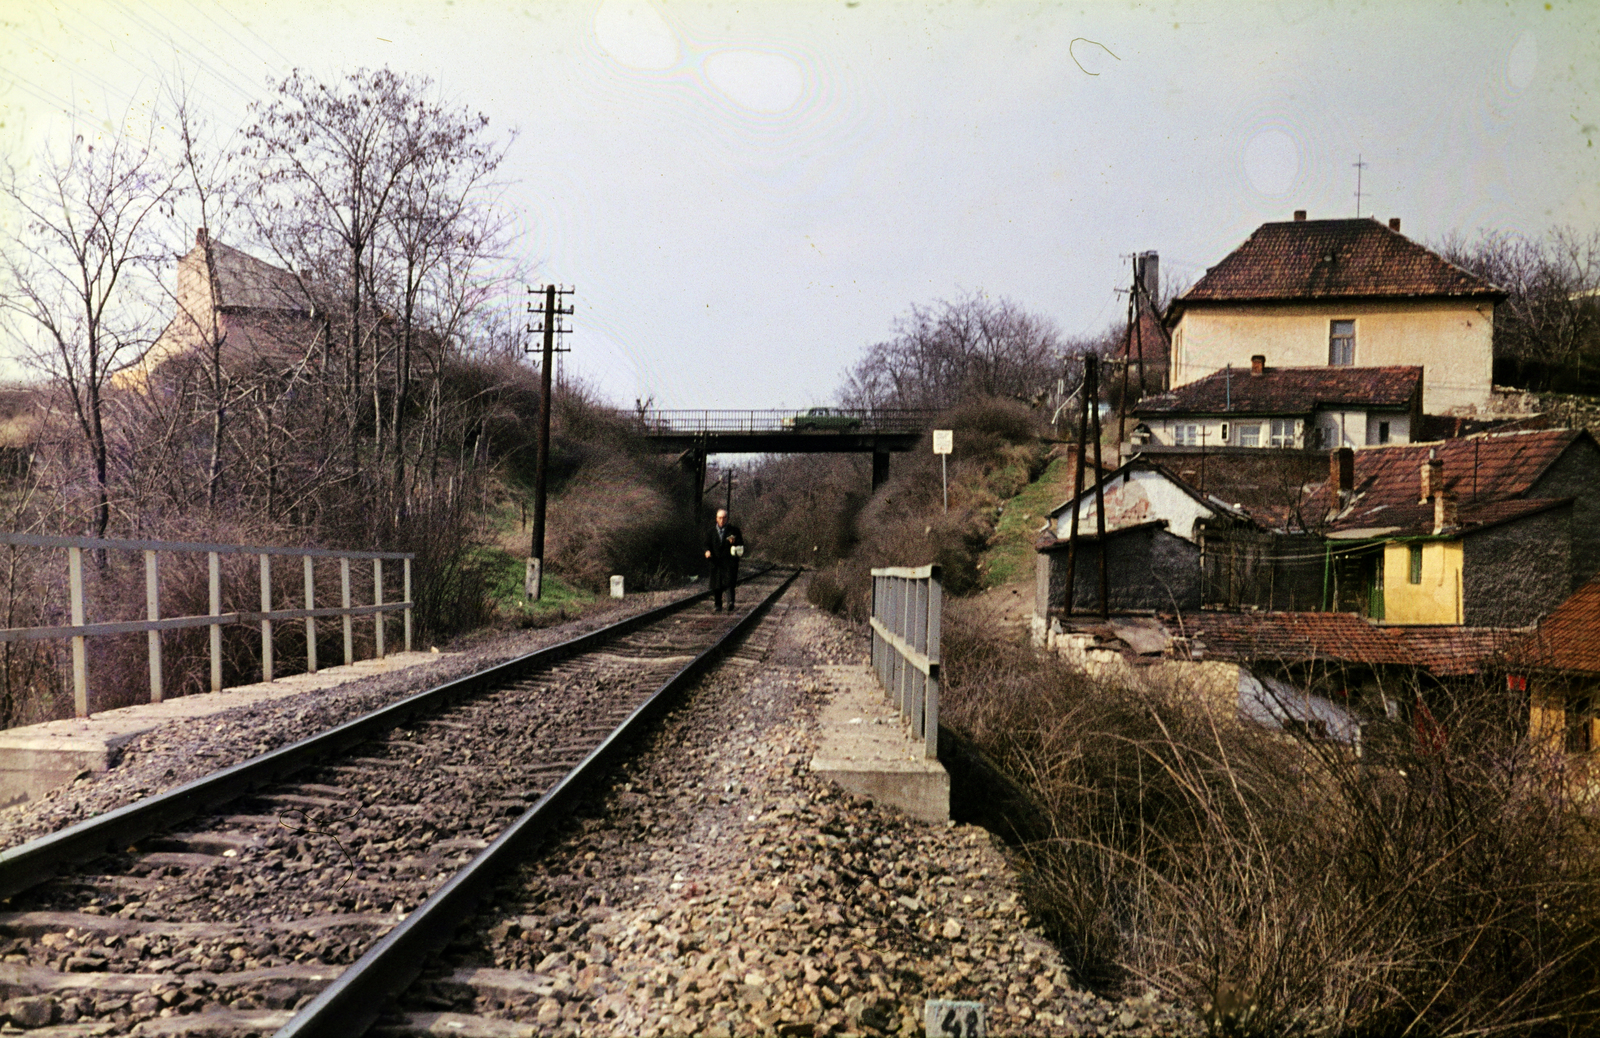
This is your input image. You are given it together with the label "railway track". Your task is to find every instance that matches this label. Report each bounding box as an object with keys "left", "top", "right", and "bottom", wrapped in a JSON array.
[{"left": 0, "top": 567, "right": 799, "bottom": 1036}]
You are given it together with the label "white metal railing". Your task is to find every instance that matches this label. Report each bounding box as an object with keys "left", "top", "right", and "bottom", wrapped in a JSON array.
[
  {"left": 869, "top": 564, "right": 941, "bottom": 759},
  {"left": 0, "top": 532, "right": 414, "bottom": 717}
]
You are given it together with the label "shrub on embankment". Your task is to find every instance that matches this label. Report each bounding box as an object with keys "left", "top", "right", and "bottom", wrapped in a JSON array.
[
  {"left": 0, "top": 359, "right": 699, "bottom": 726},
  {"left": 938, "top": 597, "right": 1600, "bottom": 1035},
  {"left": 738, "top": 397, "right": 1047, "bottom": 619}
]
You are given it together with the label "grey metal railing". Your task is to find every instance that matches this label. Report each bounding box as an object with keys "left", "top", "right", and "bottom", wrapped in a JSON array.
[
  {"left": 870, "top": 564, "right": 941, "bottom": 759},
  {"left": 0, "top": 532, "right": 413, "bottom": 717},
  {"left": 637, "top": 409, "right": 931, "bottom": 434}
]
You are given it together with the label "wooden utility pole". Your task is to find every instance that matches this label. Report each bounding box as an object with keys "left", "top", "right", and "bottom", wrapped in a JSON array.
[
  {"left": 1063, "top": 354, "right": 1109, "bottom": 619},
  {"left": 526, "top": 284, "right": 573, "bottom": 600}
]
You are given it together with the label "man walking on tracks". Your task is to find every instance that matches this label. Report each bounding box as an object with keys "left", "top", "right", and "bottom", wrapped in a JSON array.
[{"left": 704, "top": 508, "right": 744, "bottom": 611}]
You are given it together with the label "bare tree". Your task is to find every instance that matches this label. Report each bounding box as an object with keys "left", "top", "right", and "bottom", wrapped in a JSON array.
[
  {"left": 841, "top": 291, "right": 1063, "bottom": 411},
  {"left": 0, "top": 119, "right": 178, "bottom": 538},
  {"left": 1437, "top": 227, "right": 1600, "bottom": 391},
  {"left": 239, "top": 67, "right": 519, "bottom": 529}
]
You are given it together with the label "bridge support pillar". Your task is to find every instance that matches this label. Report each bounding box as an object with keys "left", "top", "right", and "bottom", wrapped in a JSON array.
[
  {"left": 871, "top": 449, "right": 891, "bottom": 492},
  {"left": 684, "top": 442, "right": 709, "bottom": 519}
]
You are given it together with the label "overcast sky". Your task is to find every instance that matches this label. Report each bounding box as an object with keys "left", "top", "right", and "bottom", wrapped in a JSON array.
[{"left": 2, "top": 0, "right": 1596, "bottom": 410}]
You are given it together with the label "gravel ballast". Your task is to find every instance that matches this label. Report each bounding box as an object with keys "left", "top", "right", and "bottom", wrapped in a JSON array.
[{"left": 394, "top": 590, "right": 1201, "bottom": 1037}]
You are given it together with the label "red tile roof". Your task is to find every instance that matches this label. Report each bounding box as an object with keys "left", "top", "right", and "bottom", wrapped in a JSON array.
[
  {"left": 1166, "top": 611, "right": 1415, "bottom": 666},
  {"left": 1113, "top": 308, "right": 1170, "bottom": 369},
  {"left": 1138, "top": 365, "right": 1420, "bottom": 417},
  {"left": 1511, "top": 574, "right": 1600, "bottom": 674},
  {"left": 1388, "top": 626, "right": 1526, "bottom": 677},
  {"left": 1173, "top": 218, "right": 1503, "bottom": 307},
  {"left": 1298, "top": 429, "right": 1586, "bottom": 536}
]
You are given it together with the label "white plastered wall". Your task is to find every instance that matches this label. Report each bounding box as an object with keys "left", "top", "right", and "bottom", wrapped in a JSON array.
[{"left": 1049, "top": 468, "right": 1215, "bottom": 542}]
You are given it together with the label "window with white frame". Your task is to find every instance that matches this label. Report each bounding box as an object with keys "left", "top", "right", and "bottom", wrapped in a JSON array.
[
  {"left": 1270, "top": 418, "right": 1296, "bottom": 447},
  {"left": 1235, "top": 424, "right": 1261, "bottom": 447},
  {"left": 1329, "top": 320, "right": 1355, "bottom": 365},
  {"left": 1173, "top": 424, "right": 1199, "bottom": 446}
]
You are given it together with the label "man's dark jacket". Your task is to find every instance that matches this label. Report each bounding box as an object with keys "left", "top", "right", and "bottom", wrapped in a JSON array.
[{"left": 705, "top": 521, "right": 744, "bottom": 559}]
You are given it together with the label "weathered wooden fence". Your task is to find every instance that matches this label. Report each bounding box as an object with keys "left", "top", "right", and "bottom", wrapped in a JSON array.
[
  {"left": 0, "top": 533, "right": 413, "bottom": 717},
  {"left": 870, "top": 564, "right": 942, "bottom": 759}
]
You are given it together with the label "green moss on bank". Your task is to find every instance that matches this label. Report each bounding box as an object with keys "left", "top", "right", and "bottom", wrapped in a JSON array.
[{"left": 983, "top": 455, "right": 1080, "bottom": 587}]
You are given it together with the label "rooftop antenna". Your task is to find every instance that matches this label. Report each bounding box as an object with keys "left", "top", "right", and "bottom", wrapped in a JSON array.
[{"left": 1353, "top": 154, "right": 1368, "bottom": 217}]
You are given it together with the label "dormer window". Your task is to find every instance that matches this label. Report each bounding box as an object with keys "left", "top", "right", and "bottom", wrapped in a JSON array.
[{"left": 1329, "top": 320, "right": 1355, "bottom": 365}]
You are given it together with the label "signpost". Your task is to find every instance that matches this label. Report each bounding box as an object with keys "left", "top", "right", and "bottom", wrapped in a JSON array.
[{"left": 932, "top": 429, "right": 953, "bottom": 513}]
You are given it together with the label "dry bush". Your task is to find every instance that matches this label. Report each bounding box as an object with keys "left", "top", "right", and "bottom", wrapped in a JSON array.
[
  {"left": 777, "top": 397, "right": 1047, "bottom": 618},
  {"left": 939, "top": 598, "right": 1600, "bottom": 1035}
]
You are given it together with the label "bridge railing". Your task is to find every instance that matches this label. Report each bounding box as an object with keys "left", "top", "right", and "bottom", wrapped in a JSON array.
[
  {"left": 870, "top": 564, "right": 941, "bottom": 759},
  {"left": 0, "top": 532, "right": 413, "bottom": 717},
  {"left": 637, "top": 409, "right": 930, "bottom": 434}
]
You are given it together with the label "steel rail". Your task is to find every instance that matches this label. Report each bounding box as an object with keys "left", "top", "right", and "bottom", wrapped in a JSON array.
[
  {"left": 275, "top": 567, "right": 801, "bottom": 1038},
  {"left": 0, "top": 568, "right": 773, "bottom": 899}
]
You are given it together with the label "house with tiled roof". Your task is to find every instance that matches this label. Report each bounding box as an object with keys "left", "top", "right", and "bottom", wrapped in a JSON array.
[
  {"left": 1167, "top": 212, "right": 1504, "bottom": 413},
  {"left": 112, "top": 229, "right": 323, "bottom": 391},
  {"left": 1136, "top": 356, "right": 1423, "bottom": 450},
  {"left": 1302, "top": 429, "right": 1600, "bottom": 625},
  {"left": 1511, "top": 574, "right": 1600, "bottom": 762}
]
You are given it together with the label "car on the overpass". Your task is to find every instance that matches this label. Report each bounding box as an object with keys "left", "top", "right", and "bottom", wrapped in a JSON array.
[{"left": 782, "top": 407, "right": 863, "bottom": 431}]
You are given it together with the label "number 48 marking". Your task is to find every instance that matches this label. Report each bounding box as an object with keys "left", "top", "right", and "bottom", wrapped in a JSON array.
[{"left": 925, "top": 999, "right": 986, "bottom": 1038}]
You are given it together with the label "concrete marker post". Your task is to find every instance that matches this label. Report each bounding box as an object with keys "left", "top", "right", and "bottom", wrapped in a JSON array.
[
  {"left": 69, "top": 546, "right": 87, "bottom": 717},
  {"left": 260, "top": 553, "right": 273, "bottom": 682},
  {"left": 145, "top": 549, "right": 162, "bottom": 704},
  {"left": 341, "top": 557, "right": 353, "bottom": 666},
  {"left": 374, "top": 558, "right": 385, "bottom": 659},
  {"left": 304, "top": 556, "right": 318, "bottom": 674},
  {"left": 209, "top": 551, "right": 222, "bottom": 693}
]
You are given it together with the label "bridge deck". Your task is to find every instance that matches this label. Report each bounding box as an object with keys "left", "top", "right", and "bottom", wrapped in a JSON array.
[{"left": 637, "top": 409, "right": 929, "bottom": 454}]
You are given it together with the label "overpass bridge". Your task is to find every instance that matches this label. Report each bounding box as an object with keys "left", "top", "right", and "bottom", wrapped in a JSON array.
[{"left": 636, "top": 408, "right": 932, "bottom": 500}]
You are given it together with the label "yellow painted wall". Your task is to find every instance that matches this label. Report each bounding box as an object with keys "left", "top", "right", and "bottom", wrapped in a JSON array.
[
  {"left": 1382, "top": 540, "right": 1464, "bottom": 624},
  {"left": 1171, "top": 299, "right": 1493, "bottom": 413}
]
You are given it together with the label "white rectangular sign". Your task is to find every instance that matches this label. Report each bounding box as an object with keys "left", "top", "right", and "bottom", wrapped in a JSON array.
[{"left": 932, "top": 429, "right": 953, "bottom": 455}]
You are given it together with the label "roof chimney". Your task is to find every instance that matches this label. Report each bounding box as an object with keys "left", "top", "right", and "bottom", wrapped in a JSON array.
[
  {"left": 1250, "top": 354, "right": 1265, "bottom": 376},
  {"left": 1420, "top": 451, "right": 1443, "bottom": 503},
  {"left": 1433, "top": 490, "right": 1458, "bottom": 534},
  {"left": 1388, "top": 217, "right": 1401, "bottom": 232},
  {"left": 1139, "top": 251, "right": 1159, "bottom": 300},
  {"left": 1331, "top": 447, "right": 1354, "bottom": 495},
  {"left": 1293, "top": 210, "right": 1307, "bottom": 221},
  {"left": 196, "top": 227, "right": 209, "bottom": 246}
]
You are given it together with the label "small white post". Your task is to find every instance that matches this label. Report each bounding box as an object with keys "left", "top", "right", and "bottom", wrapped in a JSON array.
[
  {"left": 69, "top": 546, "right": 87, "bottom": 717},
  {"left": 610, "top": 575, "right": 625, "bottom": 599},
  {"left": 259, "top": 553, "right": 273, "bottom": 682},
  {"left": 209, "top": 551, "right": 223, "bottom": 693},
  {"left": 304, "top": 555, "right": 317, "bottom": 674},
  {"left": 403, "top": 557, "right": 413, "bottom": 653},
  {"left": 374, "top": 558, "right": 385, "bottom": 659},
  {"left": 341, "top": 557, "right": 353, "bottom": 666},
  {"left": 146, "top": 549, "right": 162, "bottom": 703}
]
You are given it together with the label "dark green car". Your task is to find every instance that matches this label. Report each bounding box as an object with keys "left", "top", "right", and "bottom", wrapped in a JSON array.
[{"left": 783, "top": 407, "right": 863, "bottom": 431}]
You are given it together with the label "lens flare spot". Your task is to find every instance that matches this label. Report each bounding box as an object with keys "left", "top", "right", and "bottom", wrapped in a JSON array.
[
  {"left": 594, "top": 0, "right": 678, "bottom": 71},
  {"left": 1507, "top": 30, "right": 1537, "bottom": 93},
  {"left": 703, "top": 50, "right": 805, "bottom": 113}
]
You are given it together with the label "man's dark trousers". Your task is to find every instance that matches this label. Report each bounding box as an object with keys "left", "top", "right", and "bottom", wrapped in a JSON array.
[{"left": 710, "top": 557, "right": 738, "bottom": 610}]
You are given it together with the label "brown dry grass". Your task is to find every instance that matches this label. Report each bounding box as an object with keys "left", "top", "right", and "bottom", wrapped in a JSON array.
[{"left": 940, "top": 599, "right": 1600, "bottom": 1036}]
